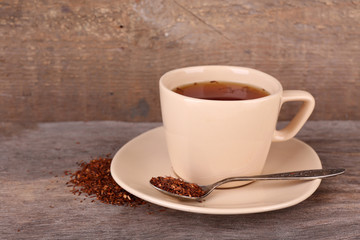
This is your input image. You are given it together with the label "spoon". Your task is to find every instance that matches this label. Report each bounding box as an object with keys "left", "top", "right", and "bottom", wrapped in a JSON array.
[{"left": 150, "top": 168, "right": 345, "bottom": 201}]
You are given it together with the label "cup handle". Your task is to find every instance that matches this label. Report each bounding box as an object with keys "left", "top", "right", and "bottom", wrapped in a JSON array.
[{"left": 272, "top": 90, "right": 315, "bottom": 142}]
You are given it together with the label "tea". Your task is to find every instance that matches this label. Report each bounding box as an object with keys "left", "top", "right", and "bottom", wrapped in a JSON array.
[{"left": 173, "top": 81, "right": 269, "bottom": 100}]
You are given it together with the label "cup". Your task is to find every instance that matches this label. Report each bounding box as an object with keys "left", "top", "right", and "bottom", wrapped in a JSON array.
[{"left": 159, "top": 66, "right": 315, "bottom": 186}]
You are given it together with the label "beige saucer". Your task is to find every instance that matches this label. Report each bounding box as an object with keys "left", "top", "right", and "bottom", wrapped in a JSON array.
[{"left": 110, "top": 127, "right": 322, "bottom": 215}]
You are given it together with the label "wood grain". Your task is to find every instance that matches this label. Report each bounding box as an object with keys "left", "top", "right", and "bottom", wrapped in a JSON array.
[
  {"left": 0, "top": 121, "right": 359, "bottom": 239},
  {"left": 0, "top": 0, "right": 359, "bottom": 122}
]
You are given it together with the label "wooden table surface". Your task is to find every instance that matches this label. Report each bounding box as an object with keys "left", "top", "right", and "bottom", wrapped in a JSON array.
[{"left": 1, "top": 121, "right": 359, "bottom": 239}]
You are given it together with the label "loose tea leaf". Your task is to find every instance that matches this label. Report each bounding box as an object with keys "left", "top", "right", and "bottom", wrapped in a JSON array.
[
  {"left": 66, "top": 156, "right": 146, "bottom": 207},
  {"left": 150, "top": 176, "right": 205, "bottom": 197}
]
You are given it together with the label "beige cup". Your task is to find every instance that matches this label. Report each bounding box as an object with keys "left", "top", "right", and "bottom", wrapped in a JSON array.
[{"left": 159, "top": 66, "right": 315, "bottom": 186}]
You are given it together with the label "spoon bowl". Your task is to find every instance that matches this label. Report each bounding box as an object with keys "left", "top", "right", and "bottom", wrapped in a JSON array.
[{"left": 150, "top": 168, "right": 345, "bottom": 201}]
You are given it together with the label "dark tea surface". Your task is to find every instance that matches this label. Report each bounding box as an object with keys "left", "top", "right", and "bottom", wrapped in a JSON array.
[{"left": 173, "top": 81, "right": 270, "bottom": 100}]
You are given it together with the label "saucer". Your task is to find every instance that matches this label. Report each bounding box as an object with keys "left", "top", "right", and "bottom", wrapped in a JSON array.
[{"left": 111, "top": 127, "right": 322, "bottom": 214}]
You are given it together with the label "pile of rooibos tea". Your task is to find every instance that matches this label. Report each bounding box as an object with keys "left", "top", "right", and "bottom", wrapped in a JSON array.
[
  {"left": 66, "top": 156, "right": 146, "bottom": 207},
  {"left": 150, "top": 176, "right": 205, "bottom": 197}
]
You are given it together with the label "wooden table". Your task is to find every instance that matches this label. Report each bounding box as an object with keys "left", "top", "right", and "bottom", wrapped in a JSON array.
[{"left": 1, "top": 121, "right": 359, "bottom": 239}]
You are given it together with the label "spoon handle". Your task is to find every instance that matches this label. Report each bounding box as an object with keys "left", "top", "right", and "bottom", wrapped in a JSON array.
[{"left": 212, "top": 169, "right": 345, "bottom": 188}]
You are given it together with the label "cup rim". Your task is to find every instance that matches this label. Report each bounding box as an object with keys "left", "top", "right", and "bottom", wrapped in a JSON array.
[{"left": 159, "top": 65, "right": 283, "bottom": 103}]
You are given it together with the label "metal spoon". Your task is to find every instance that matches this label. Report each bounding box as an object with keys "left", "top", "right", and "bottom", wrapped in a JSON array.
[{"left": 150, "top": 168, "right": 345, "bottom": 201}]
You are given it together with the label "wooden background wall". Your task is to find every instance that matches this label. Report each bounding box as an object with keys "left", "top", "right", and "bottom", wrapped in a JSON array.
[{"left": 0, "top": 0, "right": 359, "bottom": 122}]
